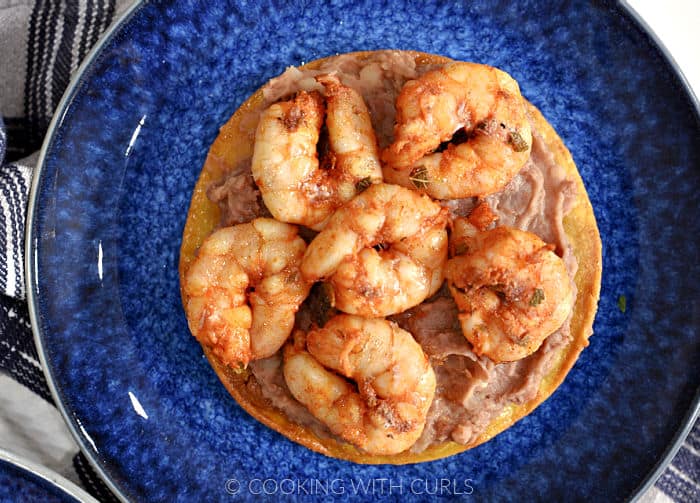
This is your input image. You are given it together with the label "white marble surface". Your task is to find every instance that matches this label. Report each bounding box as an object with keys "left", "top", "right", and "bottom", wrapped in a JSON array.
[{"left": 1, "top": 1, "right": 697, "bottom": 501}]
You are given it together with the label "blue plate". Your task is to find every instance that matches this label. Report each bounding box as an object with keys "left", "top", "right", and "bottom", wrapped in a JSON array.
[
  {"left": 26, "top": 0, "right": 700, "bottom": 501},
  {"left": 0, "top": 448, "right": 96, "bottom": 502}
]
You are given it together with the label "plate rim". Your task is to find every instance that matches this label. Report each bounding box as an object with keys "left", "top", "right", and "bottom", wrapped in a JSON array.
[
  {"left": 25, "top": 2, "right": 145, "bottom": 501},
  {"left": 23, "top": 1, "right": 700, "bottom": 502},
  {"left": 614, "top": 3, "right": 700, "bottom": 499}
]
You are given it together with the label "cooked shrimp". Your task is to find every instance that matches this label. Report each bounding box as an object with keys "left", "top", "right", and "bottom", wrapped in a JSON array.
[
  {"left": 251, "top": 77, "right": 382, "bottom": 230},
  {"left": 445, "top": 224, "right": 573, "bottom": 363},
  {"left": 382, "top": 62, "right": 532, "bottom": 199},
  {"left": 182, "top": 218, "right": 311, "bottom": 368},
  {"left": 283, "top": 315, "right": 436, "bottom": 455},
  {"left": 300, "top": 183, "right": 448, "bottom": 317},
  {"left": 317, "top": 74, "right": 383, "bottom": 198}
]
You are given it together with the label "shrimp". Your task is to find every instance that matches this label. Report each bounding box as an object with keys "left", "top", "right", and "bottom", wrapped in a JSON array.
[
  {"left": 182, "top": 218, "right": 311, "bottom": 368},
  {"left": 300, "top": 183, "right": 448, "bottom": 317},
  {"left": 382, "top": 62, "right": 532, "bottom": 200},
  {"left": 283, "top": 315, "right": 436, "bottom": 455},
  {"left": 251, "top": 76, "right": 383, "bottom": 230},
  {"left": 445, "top": 223, "right": 574, "bottom": 363},
  {"left": 317, "top": 74, "right": 383, "bottom": 197}
]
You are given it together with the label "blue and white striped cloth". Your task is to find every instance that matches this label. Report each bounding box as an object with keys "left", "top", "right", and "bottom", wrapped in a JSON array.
[
  {"left": 0, "top": 2, "right": 697, "bottom": 502},
  {"left": 656, "top": 429, "right": 700, "bottom": 502},
  {"left": 0, "top": 141, "right": 31, "bottom": 300}
]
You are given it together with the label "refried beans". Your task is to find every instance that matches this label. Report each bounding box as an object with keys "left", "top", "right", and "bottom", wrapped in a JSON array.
[{"left": 207, "top": 50, "right": 578, "bottom": 451}]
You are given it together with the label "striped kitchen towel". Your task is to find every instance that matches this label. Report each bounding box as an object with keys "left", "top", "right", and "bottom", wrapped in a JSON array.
[
  {"left": 0, "top": 115, "right": 31, "bottom": 299},
  {"left": 0, "top": 1, "right": 697, "bottom": 502},
  {"left": 0, "top": 148, "right": 32, "bottom": 300}
]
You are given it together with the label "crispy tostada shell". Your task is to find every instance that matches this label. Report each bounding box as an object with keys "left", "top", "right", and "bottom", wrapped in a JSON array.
[{"left": 178, "top": 51, "right": 602, "bottom": 464}]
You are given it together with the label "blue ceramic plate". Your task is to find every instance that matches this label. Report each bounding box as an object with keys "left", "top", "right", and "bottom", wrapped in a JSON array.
[
  {"left": 0, "top": 448, "right": 96, "bottom": 502},
  {"left": 27, "top": 1, "right": 700, "bottom": 501}
]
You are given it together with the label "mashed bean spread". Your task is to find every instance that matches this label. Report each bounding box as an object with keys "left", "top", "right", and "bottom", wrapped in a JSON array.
[{"left": 208, "top": 51, "right": 578, "bottom": 450}]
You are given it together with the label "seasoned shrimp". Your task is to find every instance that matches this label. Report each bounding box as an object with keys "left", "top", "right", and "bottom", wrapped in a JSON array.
[
  {"left": 182, "top": 218, "right": 311, "bottom": 368},
  {"left": 283, "top": 315, "right": 436, "bottom": 455},
  {"left": 317, "top": 74, "right": 383, "bottom": 196},
  {"left": 251, "top": 77, "right": 382, "bottom": 231},
  {"left": 445, "top": 223, "right": 574, "bottom": 363},
  {"left": 382, "top": 62, "right": 532, "bottom": 199},
  {"left": 300, "top": 183, "right": 448, "bottom": 317}
]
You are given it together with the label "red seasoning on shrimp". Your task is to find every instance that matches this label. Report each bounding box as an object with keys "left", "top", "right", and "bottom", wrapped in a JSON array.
[
  {"left": 300, "top": 183, "right": 448, "bottom": 317},
  {"left": 383, "top": 62, "right": 532, "bottom": 199},
  {"left": 182, "top": 218, "right": 311, "bottom": 367},
  {"left": 446, "top": 221, "right": 574, "bottom": 363},
  {"left": 251, "top": 76, "right": 383, "bottom": 230},
  {"left": 284, "top": 315, "right": 436, "bottom": 455}
]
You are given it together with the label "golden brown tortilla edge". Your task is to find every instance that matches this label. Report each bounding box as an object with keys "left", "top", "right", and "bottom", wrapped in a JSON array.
[{"left": 178, "top": 51, "right": 602, "bottom": 464}]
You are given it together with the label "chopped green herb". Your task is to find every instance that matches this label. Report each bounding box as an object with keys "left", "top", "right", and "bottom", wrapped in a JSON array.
[
  {"left": 508, "top": 130, "right": 529, "bottom": 152},
  {"left": 355, "top": 176, "right": 372, "bottom": 193},
  {"left": 409, "top": 166, "right": 429, "bottom": 189},
  {"left": 618, "top": 294, "right": 627, "bottom": 313},
  {"left": 529, "top": 288, "right": 545, "bottom": 307}
]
